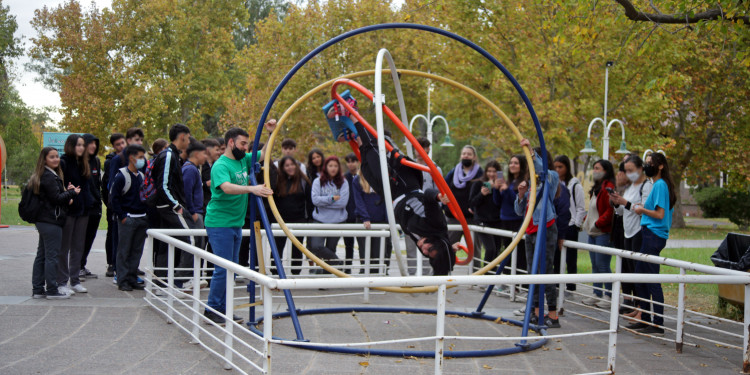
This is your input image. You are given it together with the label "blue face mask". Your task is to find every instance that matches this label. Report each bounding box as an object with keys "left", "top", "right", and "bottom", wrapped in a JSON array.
[{"left": 135, "top": 158, "right": 145, "bottom": 169}]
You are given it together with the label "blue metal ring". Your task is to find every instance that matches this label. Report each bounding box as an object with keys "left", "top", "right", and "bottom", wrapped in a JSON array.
[{"left": 247, "top": 306, "right": 548, "bottom": 357}]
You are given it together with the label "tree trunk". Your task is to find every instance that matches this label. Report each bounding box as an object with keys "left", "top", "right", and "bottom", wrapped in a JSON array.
[{"left": 672, "top": 184, "right": 685, "bottom": 228}]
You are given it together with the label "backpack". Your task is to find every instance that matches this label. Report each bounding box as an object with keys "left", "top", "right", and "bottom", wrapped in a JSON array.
[
  {"left": 139, "top": 158, "right": 158, "bottom": 205},
  {"left": 113, "top": 167, "right": 145, "bottom": 198},
  {"left": 18, "top": 185, "right": 43, "bottom": 223}
]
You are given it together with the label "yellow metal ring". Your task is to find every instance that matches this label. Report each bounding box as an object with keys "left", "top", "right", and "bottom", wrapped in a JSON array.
[{"left": 263, "top": 69, "right": 536, "bottom": 293}]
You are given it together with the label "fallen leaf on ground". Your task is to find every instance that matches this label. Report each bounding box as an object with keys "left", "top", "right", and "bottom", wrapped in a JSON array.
[
  {"left": 652, "top": 353, "right": 662, "bottom": 357},
  {"left": 359, "top": 361, "right": 369, "bottom": 366},
  {"left": 482, "top": 365, "right": 493, "bottom": 369},
  {"left": 555, "top": 347, "right": 562, "bottom": 350}
]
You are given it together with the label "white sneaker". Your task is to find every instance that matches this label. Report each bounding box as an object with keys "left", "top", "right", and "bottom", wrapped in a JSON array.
[
  {"left": 513, "top": 306, "right": 526, "bottom": 316},
  {"left": 595, "top": 296, "right": 611, "bottom": 309},
  {"left": 581, "top": 296, "right": 599, "bottom": 306},
  {"left": 58, "top": 285, "right": 75, "bottom": 296},
  {"left": 180, "top": 280, "right": 208, "bottom": 291},
  {"left": 71, "top": 284, "right": 88, "bottom": 293}
]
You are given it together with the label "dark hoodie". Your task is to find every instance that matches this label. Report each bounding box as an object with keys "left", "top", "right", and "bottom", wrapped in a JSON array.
[{"left": 82, "top": 134, "right": 102, "bottom": 215}]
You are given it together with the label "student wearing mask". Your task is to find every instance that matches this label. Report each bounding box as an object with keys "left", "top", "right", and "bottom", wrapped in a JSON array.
[
  {"left": 273, "top": 156, "right": 311, "bottom": 275},
  {"left": 310, "top": 156, "right": 349, "bottom": 265},
  {"left": 203, "top": 126, "right": 274, "bottom": 325},
  {"left": 102, "top": 133, "right": 126, "bottom": 277},
  {"left": 110, "top": 145, "right": 149, "bottom": 291},
  {"left": 444, "top": 145, "right": 483, "bottom": 245},
  {"left": 514, "top": 142, "right": 561, "bottom": 328},
  {"left": 29, "top": 147, "right": 80, "bottom": 299},
  {"left": 581, "top": 160, "right": 616, "bottom": 308},
  {"left": 469, "top": 160, "right": 502, "bottom": 270},
  {"left": 107, "top": 128, "right": 144, "bottom": 191},
  {"left": 610, "top": 155, "right": 652, "bottom": 317},
  {"left": 58, "top": 134, "right": 93, "bottom": 295},
  {"left": 80, "top": 134, "right": 101, "bottom": 280},
  {"left": 553, "top": 155, "right": 585, "bottom": 292}
]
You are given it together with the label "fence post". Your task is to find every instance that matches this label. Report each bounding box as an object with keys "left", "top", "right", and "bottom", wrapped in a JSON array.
[
  {"left": 264, "top": 284, "right": 273, "bottom": 374},
  {"left": 676, "top": 267, "right": 686, "bottom": 353},
  {"left": 363, "top": 236, "right": 371, "bottom": 303},
  {"left": 144, "top": 234, "right": 154, "bottom": 301},
  {"left": 434, "top": 284, "right": 446, "bottom": 375},
  {"left": 743, "top": 284, "right": 750, "bottom": 374},
  {"left": 510, "top": 244, "right": 517, "bottom": 301},
  {"left": 607, "top": 255, "right": 622, "bottom": 373},
  {"left": 167, "top": 244, "right": 175, "bottom": 324},
  {"left": 191, "top": 252, "right": 201, "bottom": 342},
  {"left": 224, "top": 269, "right": 235, "bottom": 370},
  {"left": 558, "top": 244, "right": 567, "bottom": 315}
]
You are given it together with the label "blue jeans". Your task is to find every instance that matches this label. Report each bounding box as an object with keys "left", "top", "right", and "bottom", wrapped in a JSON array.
[
  {"left": 588, "top": 233, "right": 612, "bottom": 297},
  {"left": 206, "top": 227, "right": 242, "bottom": 314},
  {"left": 634, "top": 226, "right": 667, "bottom": 325}
]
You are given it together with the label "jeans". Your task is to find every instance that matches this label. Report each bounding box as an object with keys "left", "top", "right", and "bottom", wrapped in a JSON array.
[
  {"left": 622, "top": 231, "right": 643, "bottom": 298},
  {"left": 105, "top": 207, "right": 116, "bottom": 266},
  {"left": 588, "top": 233, "right": 612, "bottom": 297},
  {"left": 116, "top": 216, "right": 148, "bottom": 287},
  {"left": 524, "top": 224, "right": 558, "bottom": 310},
  {"left": 58, "top": 215, "right": 89, "bottom": 286},
  {"left": 356, "top": 235, "right": 393, "bottom": 274},
  {"left": 206, "top": 227, "right": 242, "bottom": 314},
  {"left": 81, "top": 211, "right": 101, "bottom": 269},
  {"left": 33, "top": 222, "right": 62, "bottom": 294},
  {"left": 473, "top": 221, "right": 502, "bottom": 271},
  {"left": 561, "top": 225, "right": 579, "bottom": 291},
  {"left": 308, "top": 220, "right": 341, "bottom": 263},
  {"left": 635, "top": 226, "right": 667, "bottom": 326}
]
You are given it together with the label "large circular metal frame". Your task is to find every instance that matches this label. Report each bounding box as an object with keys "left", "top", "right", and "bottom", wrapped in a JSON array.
[
  {"left": 263, "top": 69, "right": 537, "bottom": 294},
  {"left": 248, "top": 306, "right": 548, "bottom": 357}
]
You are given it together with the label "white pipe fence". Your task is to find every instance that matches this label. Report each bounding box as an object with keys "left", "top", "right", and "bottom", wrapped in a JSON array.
[{"left": 142, "top": 224, "right": 750, "bottom": 374}]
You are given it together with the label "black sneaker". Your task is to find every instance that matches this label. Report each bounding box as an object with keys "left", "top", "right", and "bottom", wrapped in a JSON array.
[
  {"left": 204, "top": 310, "right": 226, "bottom": 326},
  {"left": 130, "top": 283, "right": 145, "bottom": 290},
  {"left": 106, "top": 265, "right": 115, "bottom": 277},
  {"left": 529, "top": 314, "right": 539, "bottom": 325},
  {"left": 543, "top": 315, "right": 561, "bottom": 328},
  {"left": 626, "top": 322, "right": 648, "bottom": 330},
  {"left": 32, "top": 291, "right": 46, "bottom": 299},
  {"left": 46, "top": 291, "right": 70, "bottom": 300},
  {"left": 639, "top": 325, "right": 664, "bottom": 335},
  {"left": 137, "top": 269, "right": 145, "bottom": 276},
  {"left": 83, "top": 268, "right": 98, "bottom": 279},
  {"left": 118, "top": 284, "right": 133, "bottom": 291}
]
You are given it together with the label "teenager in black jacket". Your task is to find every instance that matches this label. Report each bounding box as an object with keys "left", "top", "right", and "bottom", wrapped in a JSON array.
[
  {"left": 80, "top": 134, "right": 101, "bottom": 279},
  {"left": 468, "top": 161, "right": 502, "bottom": 271},
  {"left": 59, "top": 134, "right": 93, "bottom": 295},
  {"left": 29, "top": 147, "right": 80, "bottom": 299},
  {"left": 272, "top": 156, "right": 311, "bottom": 275},
  {"left": 101, "top": 133, "right": 126, "bottom": 277}
]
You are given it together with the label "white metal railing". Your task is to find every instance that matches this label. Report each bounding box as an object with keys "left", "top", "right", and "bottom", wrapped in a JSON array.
[{"left": 142, "top": 225, "right": 750, "bottom": 375}]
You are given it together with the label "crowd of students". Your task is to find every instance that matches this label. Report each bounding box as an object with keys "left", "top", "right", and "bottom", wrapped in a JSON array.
[{"left": 27, "top": 121, "right": 675, "bottom": 330}]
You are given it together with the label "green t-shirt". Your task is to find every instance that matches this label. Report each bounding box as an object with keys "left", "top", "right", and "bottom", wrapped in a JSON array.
[{"left": 205, "top": 152, "right": 261, "bottom": 228}]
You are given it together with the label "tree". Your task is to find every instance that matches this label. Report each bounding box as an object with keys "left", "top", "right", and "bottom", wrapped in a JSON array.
[{"left": 0, "top": 1, "right": 22, "bottom": 104}]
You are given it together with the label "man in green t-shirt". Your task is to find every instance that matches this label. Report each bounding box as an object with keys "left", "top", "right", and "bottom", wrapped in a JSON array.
[{"left": 204, "top": 123, "right": 275, "bottom": 325}]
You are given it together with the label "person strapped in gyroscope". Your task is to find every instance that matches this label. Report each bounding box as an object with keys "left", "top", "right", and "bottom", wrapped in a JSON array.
[{"left": 327, "top": 104, "right": 459, "bottom": 276}]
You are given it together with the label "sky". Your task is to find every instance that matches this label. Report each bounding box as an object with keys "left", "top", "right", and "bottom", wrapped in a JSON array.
[{"left": 5, "top": 0, "right": 112, "bottom": 124}]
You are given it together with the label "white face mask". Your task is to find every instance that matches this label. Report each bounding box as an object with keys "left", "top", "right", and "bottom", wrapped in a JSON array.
[
  {"left": 592, "top": 171, "right": 605, "bottom": 181},
  {"left": 626, "top": 172, "right": 640, "bottom": 182}
]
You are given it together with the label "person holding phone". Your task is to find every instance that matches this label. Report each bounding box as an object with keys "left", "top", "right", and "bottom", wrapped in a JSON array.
[
  {"left": 469, "top": 161, "right": 503, "bottom": 271},
  {"left": 581, "top": 160, "right": 616, "bottom": 308}
]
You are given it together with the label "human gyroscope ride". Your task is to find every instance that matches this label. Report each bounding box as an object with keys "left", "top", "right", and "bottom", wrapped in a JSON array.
[{"left": 242, "top": 23, "right": 556, "bottom": 358}]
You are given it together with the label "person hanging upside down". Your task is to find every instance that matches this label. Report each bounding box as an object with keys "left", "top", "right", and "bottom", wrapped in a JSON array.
[{"left": 328, "top": 107, "right": 459, "bottom": 275}]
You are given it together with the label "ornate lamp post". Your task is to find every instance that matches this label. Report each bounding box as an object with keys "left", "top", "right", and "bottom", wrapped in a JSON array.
[{"left": 580, "top": 61, "right": 630, "bottom": 160}]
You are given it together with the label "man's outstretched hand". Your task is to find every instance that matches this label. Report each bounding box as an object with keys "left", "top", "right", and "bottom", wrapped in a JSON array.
[
  {"left": 249, "top": 185, "right": 273, "bottom": 197},
  {"left": 452, "top": 243, "right": 461, "bottom": 252}
]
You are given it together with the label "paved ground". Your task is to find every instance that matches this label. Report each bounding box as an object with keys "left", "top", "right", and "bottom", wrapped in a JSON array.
[{"left": 0, "top": 225, "right": 744, "bottom": 374}]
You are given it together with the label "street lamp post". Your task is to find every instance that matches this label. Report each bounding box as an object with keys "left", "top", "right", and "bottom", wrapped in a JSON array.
[
  {"left": 407, "top": 75, "right": 454, "bottom": 159},
  {"left": 580, "top": 61, "right": 630, "bottom": 160}
]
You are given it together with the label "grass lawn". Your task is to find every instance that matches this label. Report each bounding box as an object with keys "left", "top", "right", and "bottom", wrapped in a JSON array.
[
  {"left": 670, "top": 217, "right": 750, "bottom": 240},
  {"left": 575, "top": 247, "right": 741, "bottom": 319}
]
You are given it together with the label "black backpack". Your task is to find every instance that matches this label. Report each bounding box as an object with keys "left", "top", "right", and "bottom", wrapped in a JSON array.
[{"left": 18, "top": 185, "right": 43, "bottom": 223}]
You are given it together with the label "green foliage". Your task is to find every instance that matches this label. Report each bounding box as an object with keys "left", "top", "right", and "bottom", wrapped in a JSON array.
[
  {"left": 694, "top": 187, "right": 750, "bottom": 230},
  {"left": 0, "top": 89, "right": 42, "bottom": 186}
]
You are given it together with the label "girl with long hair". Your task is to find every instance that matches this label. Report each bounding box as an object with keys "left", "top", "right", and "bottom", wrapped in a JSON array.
[
  {"left": 57, "top": 134, "right": 93, "bottom": 295},
  {"left": 306, "top": 148, "right": 325, "bottom": 182},
  {"left": 273, "top": 156, "right": 311, "bottom": 275},
  {"left": 581, "top": 159, "right": 616, "bottom": 308},
  {"left": 553, "top": 155, "right": 585, "bottom": 292},
  {"left": 627, "top": 152, "right": 675, "bottom": 335},
  {"left": 469, "top": 160, "right": 502, "bottom": 270},
  {"left": 352, "top": 169, "right": 392, "bottom": 274},
  {"left": 493, "top": 155, "right": 529, "bottom": 279},
  {"left": 444, "top": 145, "right": 483, "bottom": 244},
  {"left": 610, "top": 154, "right": 653, "bottom": 318},
  {"left": 309, "top": 156, "right": 349, "bottom": 263},
  {"left": 29, "top": 147, "right": 80, "bottom": 299}
]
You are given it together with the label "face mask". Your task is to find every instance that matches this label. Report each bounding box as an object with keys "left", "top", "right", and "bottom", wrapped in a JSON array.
[
  {"left": 135, "top": 158, "right": 145, "bottom": 170},
  {"left": 461, "top": 159, "right": 473, "bottom": 168},
  {"left": 644, "top": 164, "right": 657, "bottom": 177},
  {"left": 626, "top": 172, "right": 640, "bottom": 182},
  {"left": 231, "top": 143, "right": 245, "bottom": 160},
  {"left": 592, "top": 171, "right": 605, "bottom": 181}
]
